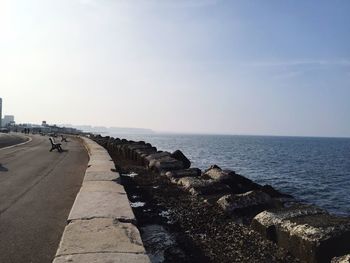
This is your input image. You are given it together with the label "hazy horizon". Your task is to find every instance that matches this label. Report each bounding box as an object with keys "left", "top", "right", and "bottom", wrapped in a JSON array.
[
  {"left": 69, "top": 124, "right": 350, "bottom": 139},
  {"left": 1, "top": 0, "right": 350, "bottom": 137}
]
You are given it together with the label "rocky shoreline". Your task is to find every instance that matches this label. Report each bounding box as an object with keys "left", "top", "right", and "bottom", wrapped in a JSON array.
[{"left": 90, "top": 134, "right": 350, "bottom": 263}]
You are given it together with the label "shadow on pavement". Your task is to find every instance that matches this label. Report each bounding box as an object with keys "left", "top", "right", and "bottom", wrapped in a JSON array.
[{"left": 0, "top": 164, "right": 8, "bottom": 172}]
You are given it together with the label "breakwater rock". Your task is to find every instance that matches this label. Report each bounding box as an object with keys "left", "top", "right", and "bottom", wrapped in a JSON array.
[{"left": 90, "top": 134, "right": 350, "bottom": 263}]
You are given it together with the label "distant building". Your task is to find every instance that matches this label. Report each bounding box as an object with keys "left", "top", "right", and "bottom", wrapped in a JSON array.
[
  {"left": 0, "top": 98, "right": 2, "bottom": 127},
  {"left": 3, "top": 115, "right": 15, "bottom": 127},
  {"left": 42, "top": 120, "right": 47, "bottom": 126}
]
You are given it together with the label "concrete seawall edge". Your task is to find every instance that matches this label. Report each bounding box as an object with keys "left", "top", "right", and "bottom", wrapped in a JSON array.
[{"left": 52, "top": 136, "right": 151, "bottom": 263}]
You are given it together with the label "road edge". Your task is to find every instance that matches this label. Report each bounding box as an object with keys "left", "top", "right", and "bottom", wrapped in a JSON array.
[
  {"left": 52, "top": 136, "right": 150, "bottom": 263},
  {"left": 0, "top": 134, "right": 32, "bottom": 151}
]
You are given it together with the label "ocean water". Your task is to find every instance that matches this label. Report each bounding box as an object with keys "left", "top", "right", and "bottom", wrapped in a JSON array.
[{"left": 108, "top": 133, "right": 350, "bottom": 216}]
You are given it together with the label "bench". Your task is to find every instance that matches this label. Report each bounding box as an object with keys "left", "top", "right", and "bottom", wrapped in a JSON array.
[
  {"left": 61, "top": 135, "right": 68, "bottom": 142},
  {"left": 49, "top": 137, "right": 63, "bottom": 152}
]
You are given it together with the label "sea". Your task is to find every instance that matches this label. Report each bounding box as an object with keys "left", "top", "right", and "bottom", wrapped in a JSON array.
[{"left": 107, "top": 133, "right": 350, "bottom": 216}]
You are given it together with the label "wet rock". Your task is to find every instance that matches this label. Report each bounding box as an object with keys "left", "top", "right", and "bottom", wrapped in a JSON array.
[
  {"left": 204, "top": 165, "right": 232, "bottom": 181},
  {"left": 217, "top": 190, "right": 272, "bottom": 215},
  {"left": 106, "top": 137, "right": 116, "bottom": 150},
  {"left": 148, "top": 157, "right": 184, "bottom": 172},
  {"left": 251, "top": 204, "right": 326, "bottom": 241},
  {"left": 107, "top": 138, "right": 120, "bottom": 151},
  {"left": 144, "top": 152, "right": 171, "bottom": 165},
  {"left": 140, "top": 224, "right": 176, "bottom": 263},
  {"left": 331, "top": 254, "right": 350, "bottom": 263},
  {"left": 126, "top": 144, "right": 148, "bottom": 156},
  {"left": 177, "top": 177, "right": 231, "bottom": 196},
  {"left": 128, "top": 144, "right": 156, "bottom": 161},
  {"left": 252, "top": 205, "right": 350, "bottom": 263},
  {"left": 135, "top": 147, "right": 157, "bottom": 164},
  {"left": 204, "top": 165, "right": 261, "bottom": 194},
  {"left": 171, "top": 150, "right": 191, "bottom": 169},
  {"left": 165, "top": 168, "right": 201, "bottom": 182}
]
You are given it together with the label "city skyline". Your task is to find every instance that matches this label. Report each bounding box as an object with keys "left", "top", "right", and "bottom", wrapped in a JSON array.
[{"left": 1, "top": 0, "right": 350, "bottom": 137}]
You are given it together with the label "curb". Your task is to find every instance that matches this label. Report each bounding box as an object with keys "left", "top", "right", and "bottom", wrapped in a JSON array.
[
  {"left": 0, "top": 134, "right": 32, "bottom": 151},
  {"left": 52, "top": 136, "right": 150, "bottom": 263}
]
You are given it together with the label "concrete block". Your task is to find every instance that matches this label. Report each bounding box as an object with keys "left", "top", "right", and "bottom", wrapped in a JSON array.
[
  {"left": 81, "top": 181, "right": 126, "bottom": 193},
  {"left": 68, "top": 182, "right": 135, "bottom": 222},
  {"left": 171, "top": 150, "right": 191, "bottom": 169},
  {"left": 81, "top": 138, "right": 106, "bottom": 154},
  {"left": 148, "top": 157, "right": 184, "bottom": 172},
  {"left": 86, "top": 164, "right": 115, "bottom": 173},
  {"left": 204, "top": 165, "right": 261, "bottom": 194},
  {"left": 177, "top": 177, "right": 231, "bottom": 196},
  {"left": 89, "top": 154, "right": 112, "bottom": 163},
  {"left": 144, "top": 152, "right": 171, "bottom": 165},
  {"left": 84, "top": 170, "right": 120, "bottom": 182},
  {"left": 53, "top": 253, "right": 151, "bottom": 263},
  {"left": 56, "top": 219, "right": 145, "bottom": 256},
  {"left": 88, "top": 159, "right": 114, "bottom": 168},
  {"left": 217, "top": 190, "right": 272, "bottom": 214},
  {"left": 165, "top": 168, "right": 201, "bottom": 181},
  {"left": 251, "top": 205, "right": 326, "bottom": 240},
  {"left": 90, "top": 149, "right": 110, "bottom": 156},
  {"left": 204, "top": 165, "right": 232, "bottom": 181},
  {"left": 252, "top": 205, "right": 350, "bottom": 263}
]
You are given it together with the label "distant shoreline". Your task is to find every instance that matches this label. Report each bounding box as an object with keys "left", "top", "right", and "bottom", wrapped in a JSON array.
[{"left": 104, "top": 131, "right": 350, "bottom": 140}]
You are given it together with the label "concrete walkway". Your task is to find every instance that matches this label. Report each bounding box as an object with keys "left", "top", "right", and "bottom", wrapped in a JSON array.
[{"left": 0, "top": 135, "right": 88, "bottom": 263}]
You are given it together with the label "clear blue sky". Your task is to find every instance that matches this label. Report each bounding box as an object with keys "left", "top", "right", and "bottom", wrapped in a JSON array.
[{"left": 1, "top": 0, "right": 350, "bottom": 137}]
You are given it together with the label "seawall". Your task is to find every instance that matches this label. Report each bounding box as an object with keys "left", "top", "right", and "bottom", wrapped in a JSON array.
[
  {"left": 52, "top": 137, "right": 150, "bottom": 263},
  {"left": 91, "top": 134, "right": 350, "bottom": 263}
]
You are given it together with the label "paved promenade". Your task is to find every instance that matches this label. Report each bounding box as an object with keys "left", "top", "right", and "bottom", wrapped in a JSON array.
[{"left": 0, "top": 135, "right": 88, "bottom": 263}]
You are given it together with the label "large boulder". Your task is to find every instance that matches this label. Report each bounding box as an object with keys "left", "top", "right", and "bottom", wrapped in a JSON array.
[
  {"left": 144, "top": 152, "right": 171, "bottom": 165},
  {"left": 177, "top": 177, "right": 231, "bottom": 196},
  {"left": 204, "top": 165, "right": 232, "bottom": 181},
  {"left": 127, "top": 144, "right": 155, "bottom": 161},
  {"left": 134, "top": 147, "right": 157, "bottom": 164},
  {"left": 252, "top": 205, "right": 350, "bottom": 263},
  {"left": 148, "top": 156, "right": 184, "bottom": 172},
  {"left": 204, "top": 165, "right": 260, "bottom": 193},
  {"left": 217, "top": 190, "right": 272, "bottom": 215},
  {"left": 170, "top": 150, "right": 191, "bottom": 169}
]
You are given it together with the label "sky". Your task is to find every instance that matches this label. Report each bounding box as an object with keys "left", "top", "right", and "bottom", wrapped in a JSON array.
[{"left": 1, "top": 0, "right": 350, "bottom": 137}]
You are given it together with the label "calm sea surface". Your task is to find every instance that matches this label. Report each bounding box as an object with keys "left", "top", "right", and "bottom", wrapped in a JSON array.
[{"left": 108, "top": 133, "right": 350, "bottom": 216}]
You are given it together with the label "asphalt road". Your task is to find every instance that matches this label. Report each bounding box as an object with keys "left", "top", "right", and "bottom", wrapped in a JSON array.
[
  {"left": 0, "top": 134, "right": 88, "bottom": 263},
  {"left": 0, "top": 133, "right": 28, "bottom": 149}
]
